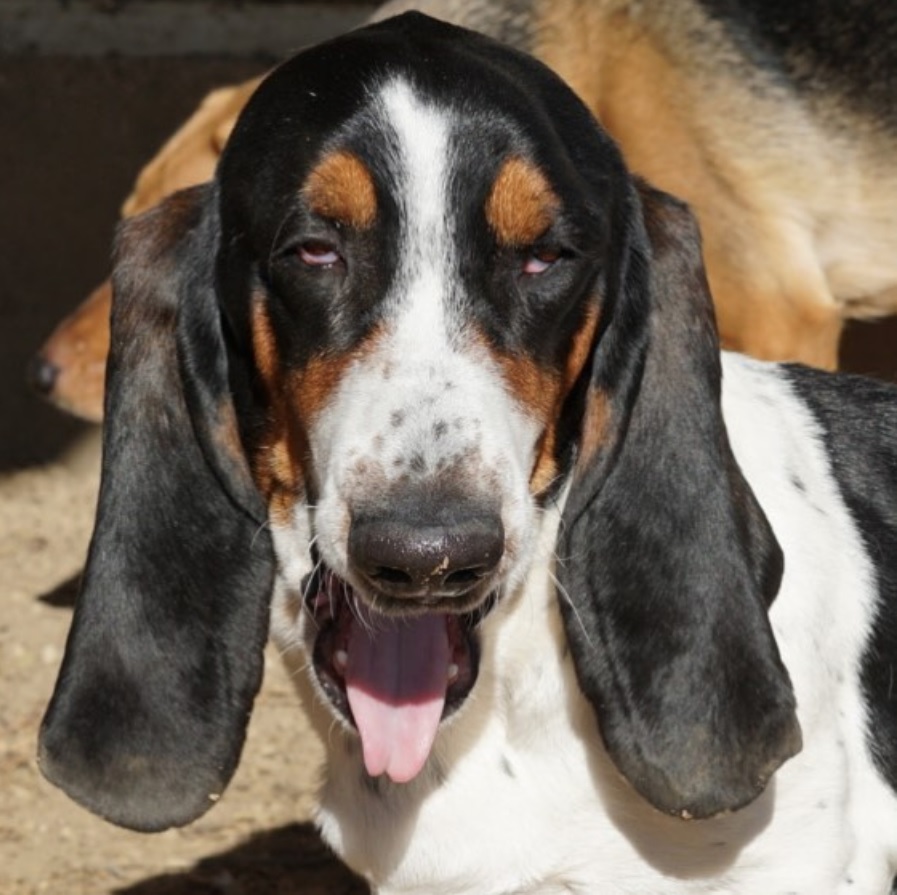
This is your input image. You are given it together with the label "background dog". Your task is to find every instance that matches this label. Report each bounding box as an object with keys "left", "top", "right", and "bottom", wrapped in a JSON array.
[{"left": 30, "top": 0, "right": 897, "bottom": 422}]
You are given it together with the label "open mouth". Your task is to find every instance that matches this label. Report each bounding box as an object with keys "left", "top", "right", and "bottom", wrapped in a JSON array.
[{"left": 304, "top": 565, "right": 495, "bottom": 783}]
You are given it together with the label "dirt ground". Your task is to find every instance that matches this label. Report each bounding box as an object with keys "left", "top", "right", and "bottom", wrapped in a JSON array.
[{"left": 0, "top": 430, "right": 366, "bottom": 895}]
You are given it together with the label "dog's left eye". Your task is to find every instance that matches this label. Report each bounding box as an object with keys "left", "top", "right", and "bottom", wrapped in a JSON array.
[
  {"left": 299, "top": 241, "right": 341, "bottom": 268},
  {"left": 522, "top": 248, "right": 561, "bottom": 276}
]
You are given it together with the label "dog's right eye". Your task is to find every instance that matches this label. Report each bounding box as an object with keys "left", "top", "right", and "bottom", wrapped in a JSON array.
[
  {"left": 522, "top": 248, "right": 561, "bottom": 276},
  {"left": 298, "top": 240, "right": 341, "bottom": 268}
]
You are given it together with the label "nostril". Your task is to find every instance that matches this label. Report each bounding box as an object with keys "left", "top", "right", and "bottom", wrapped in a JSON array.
[
  {"left": 371, "top": 566, "right": 414, "bottom": 586},
  {"left": 444, "top": 567, "right": 486, "bottom": 587},
  {"left": 28, "top": 355, "right": 60, "bottom": 395}
]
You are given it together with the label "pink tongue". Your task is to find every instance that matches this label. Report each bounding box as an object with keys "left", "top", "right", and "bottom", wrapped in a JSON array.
[{"left": 345, "top": 608, "right": 450, "bottom": 783}]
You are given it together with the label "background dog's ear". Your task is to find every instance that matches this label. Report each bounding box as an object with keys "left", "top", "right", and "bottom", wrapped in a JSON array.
[
  {"left": 38, "top": 185, "right": 275, "bottom": 832},
  {"left": 558, "top": 182, "right": 802, "bottom": 819}
]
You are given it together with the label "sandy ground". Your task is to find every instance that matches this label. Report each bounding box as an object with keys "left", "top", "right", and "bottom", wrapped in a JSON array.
[{"left": 0, "top": 431, "right": 366, "bottom": 895}]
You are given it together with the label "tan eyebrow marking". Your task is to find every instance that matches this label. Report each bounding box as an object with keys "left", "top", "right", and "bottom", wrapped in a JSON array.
[
  {"left": 485, "top": 156, "right": 560, "bottom": 246},
  {"left": 302, "top": 150, "right": 377, "bottom": 228}
]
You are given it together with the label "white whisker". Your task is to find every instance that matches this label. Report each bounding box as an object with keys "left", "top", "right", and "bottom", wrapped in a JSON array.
[
  {"left": 549, "top": 564, "right": 594, "bottom": 651},
  {"left": 250, "top": 517, "right": 272, "bottom": 549}
]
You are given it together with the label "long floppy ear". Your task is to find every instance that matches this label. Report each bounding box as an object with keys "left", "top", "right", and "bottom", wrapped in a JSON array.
[
  {"left": 557, "top": 182, "right": 802, "bottom": 819},
  {"left": 38, "top": 186, "right": 275, "bottom": 832}
]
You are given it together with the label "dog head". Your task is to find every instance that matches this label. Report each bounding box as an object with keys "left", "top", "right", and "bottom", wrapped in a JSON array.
[{"left": 39, "top": 12, "right": 800, "bottom": 832}]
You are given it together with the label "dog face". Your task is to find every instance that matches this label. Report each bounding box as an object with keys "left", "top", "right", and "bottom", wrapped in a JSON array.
[
  {"left": 230, "top": 77, "right": 590, "bottom": 600},
  {"left": 39, "top": 13, "right": 800, "bottom": 834}
]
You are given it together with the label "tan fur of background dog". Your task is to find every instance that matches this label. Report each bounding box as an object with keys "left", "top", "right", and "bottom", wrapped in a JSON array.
[{"left": 35, "top": 0, "right": 897, "bottom": 421}]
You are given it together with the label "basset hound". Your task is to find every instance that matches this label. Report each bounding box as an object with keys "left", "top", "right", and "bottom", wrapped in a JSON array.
[{"left": 40, "top": 13, "right": 897, "bottom": 894}]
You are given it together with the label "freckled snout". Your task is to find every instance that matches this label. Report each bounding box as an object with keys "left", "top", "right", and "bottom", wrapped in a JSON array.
[{"left": 349, "top": 492, "right": 504, "bottom": 600}]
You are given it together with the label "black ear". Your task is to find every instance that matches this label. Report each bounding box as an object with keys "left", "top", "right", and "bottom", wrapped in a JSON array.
[
  {"left": 557, "top": 182, "right": 801, "bottom": 819},
  {"left": 38, "top": 186, "right": 275, "bottom": 832}
]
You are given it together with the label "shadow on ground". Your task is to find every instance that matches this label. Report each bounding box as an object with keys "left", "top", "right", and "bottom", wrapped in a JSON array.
[{"left": 113, "top": 823, "right": 367, "bottom": 895}]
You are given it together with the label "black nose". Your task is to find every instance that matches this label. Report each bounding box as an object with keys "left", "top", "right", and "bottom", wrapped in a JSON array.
[
  {"left": 28, "top": 354, "right": 60, "bottom": 396},
  {"left": 349, "top": 504, "right": 504, "bottom": 600}
]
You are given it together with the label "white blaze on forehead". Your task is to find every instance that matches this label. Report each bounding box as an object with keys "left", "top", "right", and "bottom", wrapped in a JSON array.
[{"left": 377, "top": 77, "right": 453, "bottom": 346}]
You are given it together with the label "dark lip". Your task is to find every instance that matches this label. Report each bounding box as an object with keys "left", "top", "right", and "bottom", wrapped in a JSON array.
[{"left": 302, "top": 561, "right": 497, "bottom": 728}]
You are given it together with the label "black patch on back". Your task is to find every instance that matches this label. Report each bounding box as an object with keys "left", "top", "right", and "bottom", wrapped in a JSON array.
[
  {"left": 786, "top": 363, "right": 897, "bottom": 795},
  {"left": 696, "top": 0, "right": 897, "bottom": 128}
]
